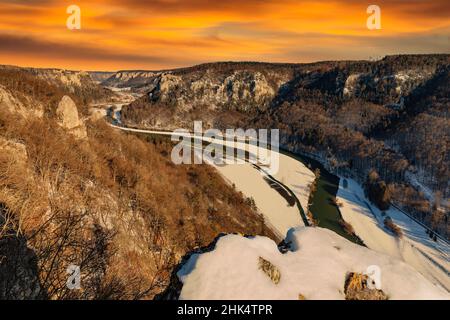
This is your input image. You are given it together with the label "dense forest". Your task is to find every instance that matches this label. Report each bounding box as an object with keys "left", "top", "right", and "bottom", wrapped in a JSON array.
[{"left": 257, "top": 56, "right": 449, "bottom": 238}]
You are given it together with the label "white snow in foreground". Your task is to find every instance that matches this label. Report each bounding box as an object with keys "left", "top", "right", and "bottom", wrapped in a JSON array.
[
  {"left": 177, "top": 227, "right": 449, "bottom": 300},
  {"left": 337, "top": 178, "right": 450, "bottom": 291}
]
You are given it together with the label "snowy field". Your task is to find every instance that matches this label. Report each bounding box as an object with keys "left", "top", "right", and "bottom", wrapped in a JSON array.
[
  {"left": 337, "top": 178, "right": 450, "bottom": 291},
  {"left": 178, "top": 227, "right": 449, "bottom": 300}
]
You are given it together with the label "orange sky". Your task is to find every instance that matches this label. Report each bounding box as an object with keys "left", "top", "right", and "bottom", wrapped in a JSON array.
[{"left": 0, "top": 0, "right": 448, "bottom": 71}]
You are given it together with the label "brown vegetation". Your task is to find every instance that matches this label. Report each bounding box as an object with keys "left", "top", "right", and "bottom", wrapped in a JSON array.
[
  {"left": 258, "top": 257, "right": 281, "bottom": 285},
  {"left": 0, "top": 66, "right": 111, "bottom": 117},
  {"left": 338, "top": 219, "right": 355, "bottom": 236},
  {"left": 384, "top": 217, "right": 403, "bottom": 238},
  {"left": 364, "top": 170, "right": 392, "bottom": 211},
  {"left": 0, "top": 108, "right": 275, "bottom": 299}
]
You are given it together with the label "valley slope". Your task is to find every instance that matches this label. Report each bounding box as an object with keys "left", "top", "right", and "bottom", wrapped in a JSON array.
[{"left": 0, "top": 65, "right": 275, "bottom": 299}]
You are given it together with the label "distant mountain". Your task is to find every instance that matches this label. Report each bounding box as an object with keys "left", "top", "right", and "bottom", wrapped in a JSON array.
[
  {"left": 99, "top": 70, "right": 164, "bottom": 92},
  {"left": 118, "top": 55, "right": 448, "bottom": 129},
  {"left": 88, "top": 71, "right": 115, "bottom": 84}
]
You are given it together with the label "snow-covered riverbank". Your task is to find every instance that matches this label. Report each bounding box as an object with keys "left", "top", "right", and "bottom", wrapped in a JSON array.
[
  {"left": 177, "top": 227, "right": 449, "bottom": 300},
  {"left": 337, "top": 178, "right": 450, "bottom": 291}
]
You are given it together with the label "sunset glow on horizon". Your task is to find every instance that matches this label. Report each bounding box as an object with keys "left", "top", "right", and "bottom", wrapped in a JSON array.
[{"left": 0, "top": 0, "right": 448, "bottom": 71}]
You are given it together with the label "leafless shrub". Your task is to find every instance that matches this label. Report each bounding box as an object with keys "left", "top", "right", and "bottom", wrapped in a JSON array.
[
  {"left": 0, "top": 109, "right": 274, "bottom": 299},
  {"left": 384, "top": 217, "right": 403, "bottom": 238},
  {"left": 307, "top": 210, "right": 318, "bottom": 226},
  {"left": 258, "top": 257, "right": 281, "bottom": 285},
  {"left": 339, "top": 219, "right": 355, "bottom": 235}
]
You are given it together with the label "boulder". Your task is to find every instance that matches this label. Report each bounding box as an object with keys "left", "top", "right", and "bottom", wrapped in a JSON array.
[
  {"left": 344, "top": 272, "right": 388, "bottom": 300},
  {"left": 56, "top": 96, "right": 87, "bottom": 139}
]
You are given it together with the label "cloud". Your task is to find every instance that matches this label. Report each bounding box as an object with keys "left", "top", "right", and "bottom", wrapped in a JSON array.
[
  {"left": 0, "top": 0, "right": 448, "bottom": 70},
  {"left": 0, "top": 33, "right": 178, "bottom": 65},
  {"left": 107, "top": 0, "right": 275, "bottom": 14},
  {"left": 344, "top": 0, "right": 450, "bottom": 19},
  {"left": 281, "top": 28, "right": 450, "bottom": 62}
]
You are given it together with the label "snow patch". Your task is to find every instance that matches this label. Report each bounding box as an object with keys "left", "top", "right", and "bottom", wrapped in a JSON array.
[
  {"left": 177, "top": 227, "right": 449, "bottom": 300},
  {"left": 337, "top": 178, "right": 450, "bottom": 291}
]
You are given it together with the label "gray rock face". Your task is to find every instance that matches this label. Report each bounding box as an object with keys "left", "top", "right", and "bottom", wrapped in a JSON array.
[
  {"left": 342, "top": 69, "right": 435, "bottom": 103},
  {"left": 121, "top": 56, "right": 446, "bottom": 131},
  {"left": 102, "top": 70, "right": 162, "bottom": 91},
  {"left": 122, "top": 64, "right": 295, "bottom": 129},
  {"left": 56, "top": 96, "right": 87, "bottom": 139},
  {"left": 153, "top": 70, "right": 278, "bottom": 112},
  {"left": 32, "top": 69, "right": 93, "bottom": 93}
]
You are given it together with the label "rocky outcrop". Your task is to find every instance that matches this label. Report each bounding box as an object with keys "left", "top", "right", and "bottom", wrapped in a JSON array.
[
  {"left": 89, "top": 108, "right": 107, "bottom": 121},
  {"left": 0, "top": 85, "right": 43, "bottom": 118},
  {"left": 112, "top": 71, "right": 160, "bottom": 82},
  {"left": 56, "top": 95, "right": 87, "bottom": 139},
  {"left": 344, "top": 272, "right": 388, "bottom": 300},
  {"left": 153, "top": 70, "right": 278, "bottom": 112},
  {"left": 342, "top": 68, "right": 435, "bottom": 104},
  {"left": 121, "top": 63, "right": 295, "bottom": 129},
  {"left": 101, "top": 70, "right": 162, "bottom": 92},
  {"left": 258, "top": 256, "right": 281, "bottom": 284},
  {"left": 0, "top": 86, "right": 23, "bottom": 114},
  {"left": 31, "top": 69, "right": 92, "bottom": 92}
]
